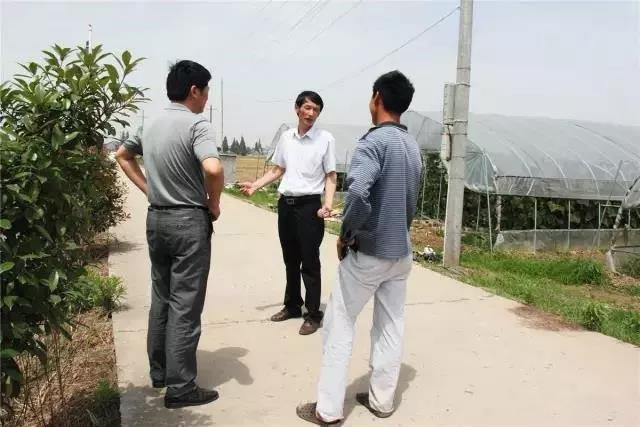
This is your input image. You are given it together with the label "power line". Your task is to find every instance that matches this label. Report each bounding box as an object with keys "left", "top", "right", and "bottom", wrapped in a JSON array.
[
  {"left": 256, "top": 5, "right": 460, "bottom": 103},
  {"left": 305, "top": 0, "right": 332, "bottom": 23},
  {"left": 240, "top": 0, "right": 332, "bottom": 72},
  {"left": 244, "top": 0, "right": 278, "bottom": 42},
  {"left": 258, "top": 0, "right": 274, "bottom": 13},
  {"left": 248, "top": 0, "right": 362, "bottom": 76},
  {"left": 289, "top": 0, "right": 329, "bottom": 32},
  {"left": 323, "top": 5, "right": 460, "bottom": 90},
  {"left": 286, "top": 0, "right": 363, "bottom": 58}
]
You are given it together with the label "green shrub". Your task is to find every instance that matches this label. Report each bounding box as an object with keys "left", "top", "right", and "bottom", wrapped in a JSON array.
[
  {"left": 0, "top": 44, "right": 146, "bottom": 398},
  {"left": 67, "top": 271, "right": 126, "bottom": 313},
  {"left": 581, "top": 303, "right": 609, "bottom": 331},
  {"left": 86, "top": 380, "right": 120, "bottom": 427},
  {"left": 94, "top": 379, "right": 120, "bottom": 406},
  {"left": 567, "top": 260, "right": 609, "bottom": 286},
  {"left": 622, "top": 312, "right": 640, "bottom": 335}
]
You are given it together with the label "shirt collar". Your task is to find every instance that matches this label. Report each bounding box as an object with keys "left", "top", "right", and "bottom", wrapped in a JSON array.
[
  {"left": 166, "top": 102, "right": 193, "bottom": 113},
  {"left": 294, "top": 125, "right": 318, "bottom": 140},
  {"left": 360, "top": 121, "right": 407, "bottom": 140},
  {"left": 369, "top": 121, "right": 407, "bottom": 132}
]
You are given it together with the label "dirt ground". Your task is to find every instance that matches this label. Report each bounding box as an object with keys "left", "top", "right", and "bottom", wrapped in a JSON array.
[
  {"left": 7, "top": 242, "right": 120, "bottom": 427},
  {"left": 235, "top": 156, "right": 269, "bottom": 182}
]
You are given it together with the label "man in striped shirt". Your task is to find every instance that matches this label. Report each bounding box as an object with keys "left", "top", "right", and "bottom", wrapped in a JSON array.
[{"left": 296, "top": 71, "right": 422, "bottom": 425}]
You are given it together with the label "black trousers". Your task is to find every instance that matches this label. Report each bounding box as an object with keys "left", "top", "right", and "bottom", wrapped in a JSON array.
[{"left": 278, "top": 195, "right": 325, "bottom": 322}]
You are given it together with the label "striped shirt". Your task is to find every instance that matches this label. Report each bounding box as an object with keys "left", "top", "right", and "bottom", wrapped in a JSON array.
[{"left": 340, "top": 122, "right": 422, "bottom": 259}]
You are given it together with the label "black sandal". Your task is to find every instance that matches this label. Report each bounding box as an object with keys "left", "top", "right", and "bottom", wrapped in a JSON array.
[{"left": 296, "top": 402, "right": 342, "bottom": 426}]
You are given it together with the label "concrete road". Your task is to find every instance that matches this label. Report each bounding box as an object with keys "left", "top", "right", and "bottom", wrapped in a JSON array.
[{"left": 110, "top": 184, "right": 639, "bottom": 426}]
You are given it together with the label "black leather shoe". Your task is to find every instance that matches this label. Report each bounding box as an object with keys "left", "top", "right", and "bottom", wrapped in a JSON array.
[
  {"left": 152, "top": 380, "right": 165, "bottom": 388},
  {"left": 164, "top": 387, "right": 219, "bottom": 409},
  {"left": 271, "top": 307, "right": 302, "bottom": 322}
]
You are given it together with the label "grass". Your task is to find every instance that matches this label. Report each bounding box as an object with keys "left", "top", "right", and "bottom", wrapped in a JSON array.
[
  {"left": 68, "top": 269, "right": 126, "bottom": 313},
  {"left": 224, "top": 186, "right": 279, "bottom": 212},
  {"left": 455, "top": 249, "right": 640, "bottom": 346},
  {"left": 462, "top": 251, "right": 609, "bottom": 286}
]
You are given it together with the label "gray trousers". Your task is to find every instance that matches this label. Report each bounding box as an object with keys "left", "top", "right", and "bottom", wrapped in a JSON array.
[{"left": 146, "top": 207, "right": 212, "bottom": 397}]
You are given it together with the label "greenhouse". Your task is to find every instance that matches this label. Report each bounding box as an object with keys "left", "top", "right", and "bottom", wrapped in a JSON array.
[{"left": 267, "top": 112, "right": 640, "bottom": 255}]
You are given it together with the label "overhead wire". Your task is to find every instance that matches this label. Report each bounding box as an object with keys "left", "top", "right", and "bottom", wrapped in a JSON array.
[{"left": 255, "top": 5, "right": 460, "bottom": 103}]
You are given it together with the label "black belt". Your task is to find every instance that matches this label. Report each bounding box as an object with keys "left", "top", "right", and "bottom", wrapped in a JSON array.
[
  {"left": 280, "top": 194, "right": 321, "bottom": 206},
  {"left": 149, "top": 204, "right": 208, "bottom": 211}
]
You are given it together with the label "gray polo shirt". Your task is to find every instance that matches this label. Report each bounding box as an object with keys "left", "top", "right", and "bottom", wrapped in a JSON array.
[{"left": 124, "top": 103, "right": 219, "bottom": 207}]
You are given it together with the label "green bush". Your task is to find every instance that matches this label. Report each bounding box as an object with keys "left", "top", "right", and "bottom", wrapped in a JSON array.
[
  {"left": 86, "top": 379, "right": 120, "bottom": 427},
  {"left": 0, "top": 44, "right": 146, "bottom": 399},
  {"left": 581, "top": 303, "right": 609, "bottom": 331},
  {"left": 93, "top": 379, "right": 120, "bottom": 406},
  {"left": 67, "top": 271, "right": 126, "bottom": 313},
  {"left": 621, "top": 312, "right": 640, "bottom": 335}
]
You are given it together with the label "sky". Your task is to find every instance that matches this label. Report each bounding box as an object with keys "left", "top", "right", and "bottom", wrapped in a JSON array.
[{"left": 1, "top": 0, "right": 639, "bottom": 148}]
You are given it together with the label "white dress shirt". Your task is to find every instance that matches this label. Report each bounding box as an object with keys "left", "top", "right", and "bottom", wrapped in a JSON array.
[{"left": 271, "top": 126, "right": 336, "bottom": 196}]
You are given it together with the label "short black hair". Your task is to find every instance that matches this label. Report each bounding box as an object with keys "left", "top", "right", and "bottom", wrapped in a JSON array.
[
  {"left": 372, "top": 70, "right": 414, "bottom": 115},
  {"left": 166, "top": 60, "right": 211, "bottom": 102},
  {"left": 295, "top": 91, "right": 324, "bottom": 111}
]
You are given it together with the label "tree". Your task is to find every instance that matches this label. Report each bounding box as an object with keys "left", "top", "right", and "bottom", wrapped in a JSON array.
[
  {"left": 230, "top": 137, "right": 240, "bottom": 154},
  {"left": 222, "top": 136, "right": 229, "bottom": 153},
  {"left": 253, "top": 139, "right": 264, "bottom": 155},
  {"left": 0, "top": 44, "right": 147, "bottom": 399},
  {"left": 239, "top": 136, "right": 248, "bottom": 156}
]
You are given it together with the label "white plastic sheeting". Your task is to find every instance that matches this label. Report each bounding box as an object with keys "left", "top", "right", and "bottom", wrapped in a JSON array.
[
  {"left": 622, "top": 177, "right": 640, "bottom": 209},
  {"left": 267, "top": 113, "right": 640, "bottom": 205},
  {"left": 402, "top": 111, "right": 640, "bottom": 203}
]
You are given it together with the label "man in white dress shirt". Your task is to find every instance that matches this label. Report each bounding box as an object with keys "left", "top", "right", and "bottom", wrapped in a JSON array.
[{"left": 240, "top": 91, "right": 337, "bottom": 335}]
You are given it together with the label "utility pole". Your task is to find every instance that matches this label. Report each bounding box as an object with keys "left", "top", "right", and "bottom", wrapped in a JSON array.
[
  {"left": 87, "top": 24, "right": 93, "bottom": 50},
  {"left": 209, "top": 104, "right": 213, "bottom": 123},
  {"left": 442, "top": 0, "right": 474, "bottom": 267},
  {"left": 221, "top": 78, "right": 224, "bottom": 144},
  {"left": 141, "top": 110, "right": 145, "bottom": 132}
]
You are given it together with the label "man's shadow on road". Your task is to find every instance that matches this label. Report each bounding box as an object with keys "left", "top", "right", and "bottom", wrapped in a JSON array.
[
  {"left": 197, "top": 347, "right": 254, "bottom": 389},
  {"left": 119, "top": 347, "right": 252, "bottom": 426}
]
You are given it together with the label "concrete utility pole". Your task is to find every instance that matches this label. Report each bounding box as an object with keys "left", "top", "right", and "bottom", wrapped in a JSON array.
[
  {"left": 87, "top": 24, "right": 93, "bottom": 50},
  {"left": 221, "top": 78, "right": 224, "bottom": 143},
  {"left": 209, "top": 104, "right": 213, "bottom": 123},
  {"left": 442, "top": 0, "right": 474, "bottom": 267}
]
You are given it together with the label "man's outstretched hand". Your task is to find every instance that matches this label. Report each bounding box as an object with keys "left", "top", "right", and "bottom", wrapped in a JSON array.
[{"left": 239, "top": 182, "right": 256, "bottom": 196}]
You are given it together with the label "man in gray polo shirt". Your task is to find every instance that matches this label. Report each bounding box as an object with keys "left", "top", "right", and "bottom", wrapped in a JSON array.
[{"left": 116, "top": 60, "right": 223, "bottom": 409}]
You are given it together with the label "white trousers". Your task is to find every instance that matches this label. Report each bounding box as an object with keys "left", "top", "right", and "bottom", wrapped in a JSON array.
[{"left": 316, "top": 251, "right": 412, "bottom": 421}]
